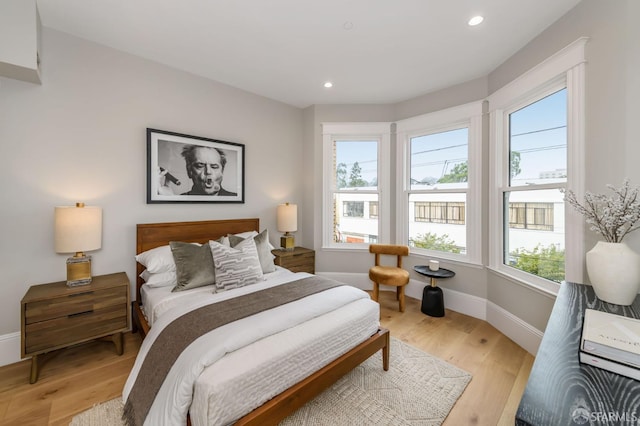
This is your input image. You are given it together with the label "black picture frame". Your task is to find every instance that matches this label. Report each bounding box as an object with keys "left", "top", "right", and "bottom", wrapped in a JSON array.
[{"left": 147, "top": 128, "right": 245, "bottom": 203}]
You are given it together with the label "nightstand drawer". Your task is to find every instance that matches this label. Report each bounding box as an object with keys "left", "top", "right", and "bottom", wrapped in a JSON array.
[
  {"left": 24, "top": 286, "right": 126, "bottom": 324},
  {"left": 24, "top": 303, "right": 127, "bottom": 354},
  {"left": 282, "top": 252, "right": 314, "bottom": 268},
  {"left": 272, "top": 247, "right": 315, "bottom": 274}
]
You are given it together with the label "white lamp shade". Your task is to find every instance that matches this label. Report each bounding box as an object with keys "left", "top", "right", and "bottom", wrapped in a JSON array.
[
  {"left": 55, "top": 205, "right": 102, "bottom": 253},
  {"left": 277, "top": 203, "right": 297, "bottom": 233}
]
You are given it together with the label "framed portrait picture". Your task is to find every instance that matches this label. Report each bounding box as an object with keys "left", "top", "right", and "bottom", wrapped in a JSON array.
[{"left": 147, "top": 128, "right": 245, "bottom": 203}]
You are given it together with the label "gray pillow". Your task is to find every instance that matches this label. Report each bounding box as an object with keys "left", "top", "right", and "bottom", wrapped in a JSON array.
[
  {"left": 169, "top": 241, "right": 216, "bottom": 292},
  {"left": 228, "top": 229, "right": 276, "bottom": 274}
]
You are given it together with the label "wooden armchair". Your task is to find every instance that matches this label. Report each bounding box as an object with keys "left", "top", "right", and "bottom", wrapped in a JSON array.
[{"left": 368, "top": 244, "right": 410, "bottom": 312}]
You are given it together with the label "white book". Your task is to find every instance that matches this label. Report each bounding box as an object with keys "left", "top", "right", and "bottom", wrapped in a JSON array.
[
  {"left": 581, "top": 309, "right": 640, "bottom": 368},
  {"left": 579, "top": 351, "right": 640, "bottom": 381}
]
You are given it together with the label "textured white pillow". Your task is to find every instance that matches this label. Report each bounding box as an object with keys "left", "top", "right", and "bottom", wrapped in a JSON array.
[
  {"left": 228, "top": 229, "right": 276, "bottom": 274},
  {"left": 209, "top": 238, "right": 264, "bottom": 292},
  {"left": 139, "top": 271, "right": 178, "bottom": 288},
  {"left": 135, "top": 245, "right": 176, "bottom": 273}
]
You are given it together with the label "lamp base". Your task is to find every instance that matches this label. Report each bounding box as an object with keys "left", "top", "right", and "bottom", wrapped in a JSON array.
[
  {"left": 66, "top": 255, "right": 92, "bottom": 287},
  {"left": 280, "top": 234, "right": 295, "bottom": 251}
]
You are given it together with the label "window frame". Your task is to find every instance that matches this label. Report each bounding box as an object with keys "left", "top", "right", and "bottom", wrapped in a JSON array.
[
  {"left": 488, "top": 37, "right": 587, "bottom": 294},
  {"left": 322, "top": 122, "right": 391, "bottom": 250},
  {"left": 396, "top": 102, "right": 483, "bottom": 264}
]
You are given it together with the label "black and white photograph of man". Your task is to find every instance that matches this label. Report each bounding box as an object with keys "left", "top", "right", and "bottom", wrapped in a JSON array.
[{"left": 147, "top": 129, "right": 244, "bottom": 203}]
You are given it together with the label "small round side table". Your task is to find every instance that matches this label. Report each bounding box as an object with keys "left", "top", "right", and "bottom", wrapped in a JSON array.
[{"left": 413, "top": 265, "right": 455, "bottom": 317}]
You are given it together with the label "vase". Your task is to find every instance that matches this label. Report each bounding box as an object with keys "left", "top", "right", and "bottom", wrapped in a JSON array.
[{"left": 586, "top": 241, "right": 640, "bottom": 305}]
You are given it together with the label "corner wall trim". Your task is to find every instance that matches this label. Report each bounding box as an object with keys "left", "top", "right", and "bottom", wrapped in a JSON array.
[
  {"left": 486, "top": 301, "right": 543, "bottom": 355},
  {"left": 0, "top": 332, "right": 21, "bottom": 368}
]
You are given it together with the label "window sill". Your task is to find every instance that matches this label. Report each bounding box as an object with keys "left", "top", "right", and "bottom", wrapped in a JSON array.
[{"left": 319, "top": 246, "right": 484, "bottom": 269}]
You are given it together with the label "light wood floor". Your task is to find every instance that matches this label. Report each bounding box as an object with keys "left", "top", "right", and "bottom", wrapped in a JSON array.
[{"left": 0, "top": 294, "right": 534, "bottom": 425}]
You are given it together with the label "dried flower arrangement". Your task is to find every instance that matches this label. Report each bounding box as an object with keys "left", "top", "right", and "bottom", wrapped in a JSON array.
[{"left": 564, "top": 179, "right": 640, "bottom": 243}]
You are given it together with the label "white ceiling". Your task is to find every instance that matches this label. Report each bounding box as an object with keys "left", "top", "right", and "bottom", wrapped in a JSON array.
[{"left": 36, "top": 0, "right": 582, "bottom": 108}]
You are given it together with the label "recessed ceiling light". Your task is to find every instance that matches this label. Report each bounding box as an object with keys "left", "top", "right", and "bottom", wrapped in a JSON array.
[
  {"left": 324, "top": 82, "right": 333, "bottom": 88},
  {"left": 468, "top": 16, "right": 484, "bottom": 26}
]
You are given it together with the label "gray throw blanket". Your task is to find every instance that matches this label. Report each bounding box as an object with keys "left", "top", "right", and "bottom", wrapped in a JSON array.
[{"left": 123, "top": 275, "right": 343, "bottom": 426}]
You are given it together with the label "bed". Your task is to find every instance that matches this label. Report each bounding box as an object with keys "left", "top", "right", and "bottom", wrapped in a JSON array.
[{"left": 126, "top": 218, "right": 389, "bottom": 426}]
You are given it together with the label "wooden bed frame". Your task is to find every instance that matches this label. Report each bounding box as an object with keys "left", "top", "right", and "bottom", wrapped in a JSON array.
[{"left": 132, "top": 218, "right": 390, "bottom": 425}]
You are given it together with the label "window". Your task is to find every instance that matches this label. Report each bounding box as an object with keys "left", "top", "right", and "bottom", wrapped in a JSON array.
[
  {"left": 343, "top": 201, "right": 364, "bottom": 217},
  {"left": 500, "top": 88, "right": 569, "bottom": 284},
  {"left": 489, "top": 38, "right": 586, "bottom": 292},
  {"left": 509, "top": 202, "right": 554, "bottom": 231},
  {"left": 397, "top": 102, "right": 483, "bottom": 262},
  {"left": 323, "top": 123, "right": 390, "bottom": 248},
  {"left": 369, "top": 201, "right": 379, "bottom": 219},
  {"left": 415, "top": 202, "right": 466, "bottom": 225}
]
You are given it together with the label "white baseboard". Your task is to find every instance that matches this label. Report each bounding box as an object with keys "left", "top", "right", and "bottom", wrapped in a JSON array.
[
  {"left": 435, "top": 286, "right": 487, "bottom": 321},
  {"left": 0, "top": 332, "right": 21, "bottom": 367},
  {"left": 320, "top": 272, "right": 542, "bottom": 355},
  {"left": 486, "top": 301, "right": 543, "bottom": 355},
  {"left": 319, "top": 272, "right": 488, "bottom": 319}
]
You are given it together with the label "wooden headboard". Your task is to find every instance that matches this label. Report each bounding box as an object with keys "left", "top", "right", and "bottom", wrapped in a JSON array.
[{"left": 135, "top": 218, "right": 259, "bottom": 302}]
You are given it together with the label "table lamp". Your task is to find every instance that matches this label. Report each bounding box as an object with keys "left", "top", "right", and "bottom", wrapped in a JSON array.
[
  {"left": 277, "top": 202, "right": 297, "bottom": 250},
  {"left": 55, "top": 202, "right": 102, "bottom": 287}
]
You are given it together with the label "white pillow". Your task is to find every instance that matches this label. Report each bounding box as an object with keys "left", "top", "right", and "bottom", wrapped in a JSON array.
[
  {"left": 139, "top": 271, "right": 178, "bottom": 288},
  {"left": 135, "top": 245, "right": 176, "bottom": 274},
  {"left": 209, "top": 238, "right": 264, "bottom": 292},
  {"left": 135, "top": 242, "right": 203, "bottom": 274}
]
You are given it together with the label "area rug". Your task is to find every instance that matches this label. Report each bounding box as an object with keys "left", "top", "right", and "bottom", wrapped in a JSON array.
[{"left": 70, "top": 338, "right": 471, "bottom": 426}]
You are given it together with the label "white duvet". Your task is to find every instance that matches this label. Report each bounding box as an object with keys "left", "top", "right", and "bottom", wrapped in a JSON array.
[{"left": 123, "top": 273, "right": 380, "bottom": 426}]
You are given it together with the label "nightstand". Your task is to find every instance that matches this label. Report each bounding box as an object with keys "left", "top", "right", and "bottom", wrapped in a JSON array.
[
  {"left": 20, "top": 272, "right": 130, "bottom": 383},
  {"left": 271, "top": 247, "right": 315, "bottom": 274}
]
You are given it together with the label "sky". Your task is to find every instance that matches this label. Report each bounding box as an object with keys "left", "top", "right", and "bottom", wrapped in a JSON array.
[{"left": 335, "top": 88, "right": 567, "bottom": 187}]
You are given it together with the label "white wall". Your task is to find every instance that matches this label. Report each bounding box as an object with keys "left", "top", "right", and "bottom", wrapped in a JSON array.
[{"left": 0, "top": 28, "right": 303, "bottom": 340}]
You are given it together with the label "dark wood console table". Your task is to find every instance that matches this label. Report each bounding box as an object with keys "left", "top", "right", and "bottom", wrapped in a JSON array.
[{"left": 516, "top": 282, "right": 640, "bottom": 425}]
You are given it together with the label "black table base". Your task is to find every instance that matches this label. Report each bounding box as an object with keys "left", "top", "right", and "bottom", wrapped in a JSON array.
[{"left": 421, "top": 286, "right": 445, "bottom": 317}]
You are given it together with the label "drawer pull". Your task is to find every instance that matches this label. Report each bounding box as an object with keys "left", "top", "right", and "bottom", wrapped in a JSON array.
[
  {"left": 68, "top": 310, "right": 94, "bottom": 318},
  {"left": 69, "top": 291, "right": 94, "bottom": 297}
]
